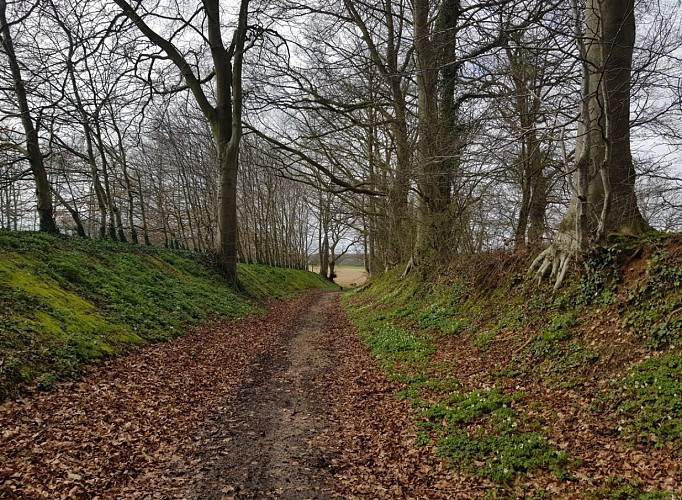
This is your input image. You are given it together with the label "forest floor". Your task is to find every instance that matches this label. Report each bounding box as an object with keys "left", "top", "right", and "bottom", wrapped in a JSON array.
[{"left": 0, "top": 291, "right": 472, "bottom": 499}]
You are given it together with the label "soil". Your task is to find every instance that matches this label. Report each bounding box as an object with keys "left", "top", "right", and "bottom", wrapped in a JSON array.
[
  {"left": 0, "top": 291, "right": 472, "bottom": 499},
  {"left": 184, "top": 293, "right": 337, "bottom": 499}
]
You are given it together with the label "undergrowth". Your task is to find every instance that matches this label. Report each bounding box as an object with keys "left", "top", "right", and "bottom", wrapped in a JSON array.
[
  {"left": 345, "top": 235, "right": 682, "bottom": 494},
  {"left": 600, "top": 352, "right": 682, "bottom": 448},
  {"left": 0, "top": 230, "right": 336, "bottom": 399},
  {"left": 343, "top": 268, "right": 571, "bottom": 485},
  {"left": 585, "top": 477, "right": 676, "bottom": 499},
  {"left": 418, "top": 389, "right": 570, "bottom": 483}
]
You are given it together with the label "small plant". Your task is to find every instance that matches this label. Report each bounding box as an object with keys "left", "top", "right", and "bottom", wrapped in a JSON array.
[
  {"left": 437, "top": 429, "right": 570, "bottom": 483},
  {"left": 585, "top": 477, "right": 676, "bottom": 499},
  {"left": 36, "top": 372, "right": 58, "bottom": 391},
  {"left": 416, "top": 389, "right": 569, "bottom": 482},
  {"left": 473, "top": 329, "right": 498, "bottom": 350},
  {"left": 579, "top": 246, "right": 622, "bottom": 305},
  {"left": 542, "top": 312, "right": 575, "bottom": 342},
  {"left": 364, "top": 324, "right": 434, "bottom": 364},
  {"left": 622, "top": 250, "right": 682, "bottom": 349},
  {"left": 529, "top": 313, "right": 578, "bottom": 363},
  {"left": 612, "top": 352, "right": 682, "bottom": 447}
]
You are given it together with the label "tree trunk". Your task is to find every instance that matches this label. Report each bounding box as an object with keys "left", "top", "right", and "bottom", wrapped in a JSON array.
[
  {"left": 135, "top": 173, "right": 151, "bottom": 245},
  {"left": 589, "top": 0, "right": 647, "bottom": 236},
  {"left": 110, "top": 105, "right": 138, "bottom": 244},
  {"left": 52, "top": 189, "right": 87, "bottom": 237},
  {"left": 528, "top": 169, "right": 547, "bottom": 245},
  {"left": 318, "top": 196, "right": 330, "bottom": 279},
  {"left": 531, "top": 0, "right": 649, "bottom": 287},
  {"left": 507, "top": 41, "right": 549, "bottom": 249},
  {"left": 0, "top": 0, "right": 58, "bottom": 234},
  {"left": 217, "top": 136, "right": 240, "bottom": 282},
  {"left": 112, "top": 0, "right": 249, "bottom": 284},
  {"left": 412, "top": 0, "right": 459, "bottom": 265}
]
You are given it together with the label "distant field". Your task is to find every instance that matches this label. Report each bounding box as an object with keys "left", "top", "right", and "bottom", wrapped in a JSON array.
[{"left": 311, "top": 266, "right": 368, "bottom": 287}]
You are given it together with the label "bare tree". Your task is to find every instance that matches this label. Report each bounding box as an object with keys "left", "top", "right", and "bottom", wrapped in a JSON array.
[
  {"left": 0, "top": 0, "right": 57, "bottom": 233},
  {"left": 111, "top": 0, "right": 252, "bottom": 283}
]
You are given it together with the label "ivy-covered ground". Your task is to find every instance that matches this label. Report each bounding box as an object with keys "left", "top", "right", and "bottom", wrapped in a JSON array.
[{"left": 344, "top": 234, "right": 682, "bottom": 498}]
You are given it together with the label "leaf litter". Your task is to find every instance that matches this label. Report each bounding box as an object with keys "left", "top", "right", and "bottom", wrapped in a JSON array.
[
  {"left": 0, "top": 291, "right": 481, "bottom": 499},
  {"left": 4, "top": 289, "right": 674, "bottom": 499}
]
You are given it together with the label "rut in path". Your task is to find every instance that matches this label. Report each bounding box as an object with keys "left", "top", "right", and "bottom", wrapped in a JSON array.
[{"left": 186, "top": 292, "right": 337, "bottom": 498}]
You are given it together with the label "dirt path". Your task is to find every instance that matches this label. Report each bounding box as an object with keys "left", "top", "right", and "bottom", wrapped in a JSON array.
[
  {"left": 0, "top": 291, "right": 470, "bottom": 499},
  {"left": 186, "top": 294, "right": 337, "bottom": 498}
]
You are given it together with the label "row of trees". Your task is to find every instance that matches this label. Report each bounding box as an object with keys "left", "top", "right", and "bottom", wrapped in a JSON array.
[
  {"left": 0, "top": 0, "right": 681, "bottom": 282},
  {"left": 252, "top": 0, "right": 682, "bottom": 280}
]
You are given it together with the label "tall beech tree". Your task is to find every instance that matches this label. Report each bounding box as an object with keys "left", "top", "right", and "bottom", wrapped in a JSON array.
[
  {"left": 532, "top": 0, "right": 650, "bottom": 287},
  {"left": 410, "top": 0, "right": 512, "bottom": 267},
  {"left": 111, "top": 0, "right": 250, "bottom": 283}
]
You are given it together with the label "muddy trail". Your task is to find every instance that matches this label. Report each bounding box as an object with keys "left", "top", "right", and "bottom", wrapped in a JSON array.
[
  {"left": 0, "top": 292, "right": 470, "bottom": 499},
  {"left": 187, "top": 294, "right": 337, "bottom": 498}
]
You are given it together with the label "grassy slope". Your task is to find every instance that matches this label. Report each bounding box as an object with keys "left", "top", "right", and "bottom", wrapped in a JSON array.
[
  {"left": 345, "top": 234, "right": 681, "bottom": 498},
  {"left": 0, "top": 231, "right": 337, "bottom": 398}
]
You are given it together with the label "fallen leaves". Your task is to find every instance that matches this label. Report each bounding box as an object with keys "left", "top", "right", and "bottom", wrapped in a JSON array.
[
  {"left": 0, "top": 294, "right": 307, "bottom": 498},
  {"left": 316, "top": 297, "right": 494, "bottom": 499},
  {"left": 2, "top": 289, "right": 677, "bottom": 499}
]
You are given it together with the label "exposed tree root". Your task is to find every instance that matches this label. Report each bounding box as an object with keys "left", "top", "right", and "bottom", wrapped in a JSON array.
[
  {"left": 528, "top": 242, "right": 573, "bottom": 290},
  {"left": 401, "top": 256, "right": 415, "bottom": 279}
]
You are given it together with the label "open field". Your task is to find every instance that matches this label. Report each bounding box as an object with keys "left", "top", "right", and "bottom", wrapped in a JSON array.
[{"left": 310, "top": 266, "right": 368, "bottom": 287}]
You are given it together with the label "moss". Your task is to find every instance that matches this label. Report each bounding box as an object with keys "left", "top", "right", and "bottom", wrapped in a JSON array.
[
  {"left": 238, "top": 263, "right": 338, "bottom": 300},
  {"left": 0, "top": 231, "right": 335, "bottom": 399}
]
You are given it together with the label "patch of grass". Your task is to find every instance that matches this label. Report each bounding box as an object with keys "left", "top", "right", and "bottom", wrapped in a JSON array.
[
  {"left": 363, "top": 324, "right": 434, "bottom": 368},
  {"left": 0, "top": 230, "right": 335, "bottom": 399},
  {"left": 438, "top": 429, "right": 569, "bottom": 483},
  {"left": 238, "top": 264, "right": 338, "bottom": 300},
  {"left": 529, "top": 313, "right": 579, "bottom": 364},
  {"left": 541, "top": 312, "right": 576, "bottom": 342},
  {"left": 585, "top": 477, "right": 676, "bottom": 499},
  {"left": 416, "top": 305, "right": 467, "bottom": 335},
  {"left": 418, "top": 388, "right": 517, "bottom": 428},
  {"left": 473, "top": 329, "right": 498, "bottom": 350}
]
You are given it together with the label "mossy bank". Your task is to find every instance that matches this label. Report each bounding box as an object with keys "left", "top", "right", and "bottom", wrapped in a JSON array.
[{"left": 0, "top": 231, "right": 337, "bottom": 399}]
